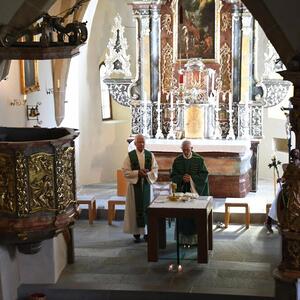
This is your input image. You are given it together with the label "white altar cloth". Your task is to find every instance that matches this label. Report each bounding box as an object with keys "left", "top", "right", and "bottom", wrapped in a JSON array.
[
  {"left": 151, "top": 195, "right": 213, "bottom": 209},
  {"left": 144, "top": 138, "right": 251, "bottom": 154}
]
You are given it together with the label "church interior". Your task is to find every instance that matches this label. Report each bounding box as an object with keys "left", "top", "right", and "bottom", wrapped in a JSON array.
[{"left": 1, "top": 0, "right": 300, "bottom": 299}]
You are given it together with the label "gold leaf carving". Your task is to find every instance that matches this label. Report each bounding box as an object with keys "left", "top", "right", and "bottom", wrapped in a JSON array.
[
  {"left": 0, "top": 154, "right": 15, "bottom": 213},
  {"left": 28, "top": 153, "right": 55, "bottom": 212},
  {"left": 162, "top": 14, "right": 172, "bottom": 35},
  {"left": 56, "top": 147, "right": 75, "bottom": 212},
  {"left": 221, "top": 12, "right": 231, "bottom": 32},
  {"left": 16, "top": 152, "right": 29, "bottom": 216},
  {"left": 162, "top": 42, "right": 173, "bottom": 93},
  {"left": 220, "top": 43, "right": 231, "bottom": 92}
]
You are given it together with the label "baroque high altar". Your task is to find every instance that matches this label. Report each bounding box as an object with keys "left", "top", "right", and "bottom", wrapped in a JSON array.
[{"left": 104, "top": 0, "right": 290, "bottom": 197}]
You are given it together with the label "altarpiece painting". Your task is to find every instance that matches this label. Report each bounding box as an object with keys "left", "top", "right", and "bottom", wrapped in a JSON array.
[{"left": 177, "top": 0, "right": 216, "bottom": 60}]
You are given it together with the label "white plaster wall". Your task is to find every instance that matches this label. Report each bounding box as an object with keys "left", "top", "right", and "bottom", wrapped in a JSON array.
[
  {"left": 259, "top": 110, "right": 289, "bottom": 179},
  {"left": 0, "top": 236, "right": 67, "bottom": 300},
  {"left": 0, "top": 60, "right": 26, "bottom": 127},
  {"left": 17, "top": 235, "right": 67, "bottom": 284},
  {"left": 254, "top": 23, "right": 290, "bottom": 180},
  {"left": 0, "top": 246, "right": 19, "bottom": 300},
  {"left": 53, "top": 234, "right": 68, "bottom": 282},
  {"left": 0, "top": 59, "right": 56, "bottom": 128},
  {"left": 25, "top": 60, "right": 56, "bottom": 128},
  {"left": 76, "top": 0, "right": 135, "bottom": 184}
]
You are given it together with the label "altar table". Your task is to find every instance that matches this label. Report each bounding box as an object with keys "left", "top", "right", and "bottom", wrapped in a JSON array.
[
  {"left": 145, "top": 138, "right": 255, "bottom": 197},
  {"left": 147, "top": 195, "right": 213, "bottom": 263}
]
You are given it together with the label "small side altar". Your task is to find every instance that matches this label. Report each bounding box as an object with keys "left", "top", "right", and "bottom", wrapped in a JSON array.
[{"left": 146, "top": 138, "right": 252, "bottom": 198}]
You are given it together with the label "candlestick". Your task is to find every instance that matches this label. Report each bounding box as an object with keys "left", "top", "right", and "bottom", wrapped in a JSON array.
[
  {"left": 228, "top": 92, "right": 232, "bottom": 111},
  {"left": 142, "top": 92, "right": 149, "bottom": 138},
  {"left": 212, "top": 70, "right": 215, "bottom": 92},
  {"left": 155, "top": 91, "right": 164, "bottom": 139},
  {"left": 213, "top": 90, "right": 222, "bottom": 139},
  {"left": 226, "top": 92, "right": 235, "bottom": 140},
  {"left": 206, "top": 71, "right": 210, "bottom": 97},
  {"left": 179, "top": 72, "right": 184, "bottom": 84},
  {"left": 167, "top": 92, "right": 176, "bottom": 139},
  {"left": 157, "top": 91, "right": 160, "bottom": 108}
]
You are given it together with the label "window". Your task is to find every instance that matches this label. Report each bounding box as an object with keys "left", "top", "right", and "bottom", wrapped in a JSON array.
[{"left": 99, "top": 62, "right": 112, "bottom": 120}]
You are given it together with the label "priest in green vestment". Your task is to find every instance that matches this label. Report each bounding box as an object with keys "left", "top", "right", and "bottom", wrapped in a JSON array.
[
  {"left": 171, "top": 140, "right": 209, "bottom": 245},
  {"left": 123, "top": 134, "right": 158, "bottom": 243}
]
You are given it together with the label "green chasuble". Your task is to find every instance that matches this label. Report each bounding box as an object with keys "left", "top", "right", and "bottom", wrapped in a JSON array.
[
  {"left": 129, "top": 149, "right": 152, "bottom": 228},
  {"left": 171, "top": 152, "right": 209, "bottom": 196},
  {"left": 171, "top": 152, "right": 209, "bottom": 242}
]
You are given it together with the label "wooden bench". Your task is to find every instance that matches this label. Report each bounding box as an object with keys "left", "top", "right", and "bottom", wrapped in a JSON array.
[
  {"left": 108, "top": 196, "right": 126, "bottom": 225},
  {"left": 224, "top": 198, "right": 250, "bottom": 229},
  {"left": 77, "top": 195, "right": 97, "bottom": 225}
]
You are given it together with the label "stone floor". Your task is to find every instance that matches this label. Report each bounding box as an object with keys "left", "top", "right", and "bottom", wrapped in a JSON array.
[{"left": 18, "top": 179, "right": 285, "bottom": 300}]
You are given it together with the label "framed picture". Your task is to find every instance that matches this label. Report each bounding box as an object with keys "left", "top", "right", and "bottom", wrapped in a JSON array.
[
  {"left": 173, "top": 0, "right": 220, "bottom": 62},
  {"left": 20, "top": 60, "right": 40, "bottom": 94}
]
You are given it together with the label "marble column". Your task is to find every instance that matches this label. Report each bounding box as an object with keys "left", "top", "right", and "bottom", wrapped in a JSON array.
[
  {"left": 129, "top": 1, "right": 161, "bottom": 136},
  {"left": 230, "top": 0, "right": 242, "bottom": 103},
  {"left": 150, "top": 4, "right": 161, "bottom": 103},
  {"left": 240, "top": 6, "right": 253, "bottom": 104},
  {"left": 238, "top": 6, "right": 253, "bottom": 139}
]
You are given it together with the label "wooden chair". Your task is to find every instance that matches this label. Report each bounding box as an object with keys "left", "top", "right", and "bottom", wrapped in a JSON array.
[
  {"left": 107, "top": 169, "right": 127, "bottom": 225},
  {"left": 224, "top": 198, "right": 250, "bottom": 229}
]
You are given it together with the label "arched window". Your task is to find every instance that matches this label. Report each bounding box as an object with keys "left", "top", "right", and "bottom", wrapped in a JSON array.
[{"left": 99, "top": 62, "right": 112, "bottom": 120}]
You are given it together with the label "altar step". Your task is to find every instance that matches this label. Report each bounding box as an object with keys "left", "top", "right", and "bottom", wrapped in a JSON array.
[{"left": 18, "top": 284, "right": 274, "bottom": 300}]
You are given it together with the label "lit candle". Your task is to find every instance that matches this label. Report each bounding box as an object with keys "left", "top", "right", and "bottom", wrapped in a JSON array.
[
  {"left": 216, "top": 91, "right": 219, "bottom": 109},
  {"left": 212, "top": 70, "right": 215, "bottom": 92},
  {"left": 144, "top": 91, "right": 147, "bottom": 110},
  {"left": 23, "top": 94, "right": 27, "bottom": 101},
  {"left": 229, "top": 92, "right": 232, "bottom": 111},
  {"left": 179, "top": 71, "right": 184, "bottom": 84},
  {"left": 194, "top": 70, "right": 199, "bottom": 84},
  {"left": 178, "top": 265, "right": 183, "bottom": 272},
  {"left": 206, "top": 72, "right": 210, "bottom": 96},
  {"left": 57, "top": 79, "right": 60, "bottom": 89}
]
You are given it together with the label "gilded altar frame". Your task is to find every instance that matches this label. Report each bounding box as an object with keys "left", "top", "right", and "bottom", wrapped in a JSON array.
[
  {"left": 172, "top": 0, "right": 221, "bottom": 63},
  {"left": 20, "top": 59, "right": 40, "bottom": 94}
]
